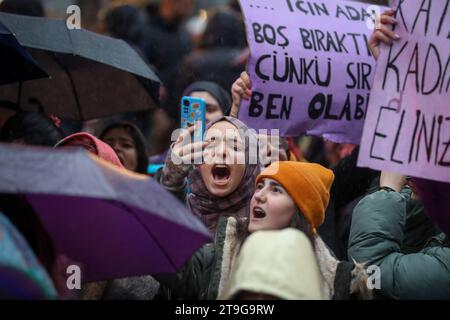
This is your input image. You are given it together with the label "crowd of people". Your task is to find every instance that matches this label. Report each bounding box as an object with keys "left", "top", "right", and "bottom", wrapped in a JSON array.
[{"left": 0, "top": 0, "right": 449, "bottom": 300}]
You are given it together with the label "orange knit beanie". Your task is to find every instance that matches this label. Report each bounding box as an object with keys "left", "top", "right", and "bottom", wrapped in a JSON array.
[{"left": 256, "top": 161, "right": 335, "bottom": 233}]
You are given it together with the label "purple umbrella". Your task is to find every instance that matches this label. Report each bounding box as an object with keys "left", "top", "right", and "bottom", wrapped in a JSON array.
[{"left": 0, "top": 143, "right": 211, "bottom": 283}]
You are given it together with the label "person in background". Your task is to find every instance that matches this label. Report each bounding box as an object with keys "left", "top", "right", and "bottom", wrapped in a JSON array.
[
  {"left": 323, "top": 141, "right": 356, "bottom": 168},
  {"left": 144, "top": 0, "right": 194, "bottom": 97},
  {"left": 182, "top": 81, "right": 232, "bottom": 123},
  {"left": 99, "top": 4, "right": 150, "bottom": 60},
  {"left": 55, "top": 132, "right": 124, "bottom": 169},
  {"left": 0, "top": 101, "right": 19, "bottom": 129},
  {"left": 175, "top": 7, "right": 247, "bottom": 109},
  {"left": 147, "top": 108, "right": 177, "bottom": 169},
  {"left": 0, "top": 0, "right": 45, "bottom": 17},
  {"left": 348, "top": 172, "right": 450, "bottom": 299},
  {"left": 99, "top": 122, "right": 149, "bottom": 174},
  {"left": 0, "top": 111, "right": 64, "bottom": 147}
]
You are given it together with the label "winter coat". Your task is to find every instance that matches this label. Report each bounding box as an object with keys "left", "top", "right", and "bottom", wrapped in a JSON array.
[
  {"left": 156, "top": 216, "right": 372, "bottom": 300},
  {"left": 348, "top": 189, "right": 450, "bottom": 299}
]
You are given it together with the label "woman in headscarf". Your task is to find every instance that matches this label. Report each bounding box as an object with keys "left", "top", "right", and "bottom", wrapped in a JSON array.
[
  {"left": 149, "top": 81, "right": 232, "bottom": 170},
  {"left": 223, "top": 228, "right": 323, "bottom": 300},
  {"left": 156, "top": 116, "right": 260, "bottom": 232},
  {"left": 182, "top": 81, "right": 232, "bottom": 124},
  {"left": 55, "top": 132, "right": 124, "bottom": 169}
]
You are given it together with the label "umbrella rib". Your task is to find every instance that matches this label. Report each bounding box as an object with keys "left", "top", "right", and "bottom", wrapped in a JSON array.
[{"left": 119, "top": 202, "right": 179, "bottom": 273}]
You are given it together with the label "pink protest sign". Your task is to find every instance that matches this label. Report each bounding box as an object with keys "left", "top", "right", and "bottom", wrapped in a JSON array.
[
  {"left": 239, "top": 0, "right": 385, "bottom": 143},
  {"left": 358, "top": 0, "right": 450, "bottom": 183}
]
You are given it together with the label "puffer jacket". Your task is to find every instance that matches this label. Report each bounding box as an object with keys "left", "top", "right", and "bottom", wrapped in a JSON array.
[
  {"left": 157, "top": 217, "right": 372, "bottom": 300},
  {"left": 348, "top": 189, "right": 450, "bottom": 299}
]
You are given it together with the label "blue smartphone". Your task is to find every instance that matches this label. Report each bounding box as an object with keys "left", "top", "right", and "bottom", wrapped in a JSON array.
[{"left": 180, "top": 96, "right": 206, "bottom": 142}]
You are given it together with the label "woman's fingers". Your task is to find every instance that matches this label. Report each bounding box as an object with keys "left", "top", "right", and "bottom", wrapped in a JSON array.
[
  {"left": 376, "top": 23, "right": 400, "bottom": 41},
  {"left": 241, "top": 71, "right": 252, "bottom": 88},
  {"left": 178, "top": 141, "right": 209, "bottom": 160},
  {"left": 237, "top": 79, "right": 252, "bottom": 98},
  {"left": 175, "top": 124, "right": 196, "bottom": 145},
  {"left": 375, "top": 28, "right": 395, "bottom": 45},
  {"left": 236, "top": 78, "right": 246, "bottom": 89},
  {"left": 379, "top": 14, "right": 397, "bottom": 25},
  {"left": 232, "top": 79, "right": 246, "bottom": 95},
  {"left": 233, "top": 79, "right": 252, "bottom": 101},
  {"left": 383, "top": 9, "right": 395, "bottom": 16},
  {"left": 369, "top": 10, "right": 401, "bottom": 61}
]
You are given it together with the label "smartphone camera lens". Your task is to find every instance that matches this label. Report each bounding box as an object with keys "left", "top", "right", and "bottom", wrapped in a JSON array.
[{"left": 183, "top": 99, "right": 190, "bottom": 107}]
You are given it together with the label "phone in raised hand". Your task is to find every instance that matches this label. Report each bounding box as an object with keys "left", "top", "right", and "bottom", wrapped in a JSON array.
[{"left": 180, "top": 96, "right": 206, "bottom": 143}]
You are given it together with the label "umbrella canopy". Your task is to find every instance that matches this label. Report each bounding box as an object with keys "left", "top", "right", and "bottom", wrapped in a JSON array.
[
  {"left": 0, "top": 212, "right": 57, "bottom": 299},
  {"left": 0, "top": 21, "right": 48, "bottom": 85},
  {"left": 0, "top": 12, "right": 160, "bottom": 121},
  {"left": 0, "top": 143, "right": 211, "bottom": 283}
]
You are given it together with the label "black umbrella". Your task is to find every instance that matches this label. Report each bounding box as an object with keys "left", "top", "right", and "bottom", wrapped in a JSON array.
[
  {"left": 0, "top": 20, "right": 48, "bottom": 85},
  {"left": 0, "top": 12, "right": 160, "bottom": 121}
]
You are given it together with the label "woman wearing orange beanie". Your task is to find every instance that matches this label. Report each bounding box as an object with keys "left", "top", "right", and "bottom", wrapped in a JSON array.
[{"left": 156, "top": 161, "right": 371, "bottom": 300}]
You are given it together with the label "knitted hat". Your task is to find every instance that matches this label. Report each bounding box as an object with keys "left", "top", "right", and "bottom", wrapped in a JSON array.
[{"left": 256, "top": 161, "right": 334, "bottom": 233}]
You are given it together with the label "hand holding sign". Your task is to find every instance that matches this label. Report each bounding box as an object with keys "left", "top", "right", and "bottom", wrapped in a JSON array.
[
  {"left": 358, "top": 0, "right": 450, "bottom": 184},
  {"left": 369, "top": 9, "right": 400, "bottom": 60},
  {"left": 230, "top": 71, "right": 252, "bottom": 118},
  {"left": 380, "top": 171, "right": 407, "bottom": 193}
]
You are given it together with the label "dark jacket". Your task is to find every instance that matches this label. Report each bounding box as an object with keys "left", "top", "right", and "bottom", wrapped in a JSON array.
[
  {"left": 144, "top": 12, "right": 193, "bottom": 91},
  {"left": 348, "top": 190, "right": 450, "bottom": 299},
  {"left": 321, "top": 146, "right": 379, "bottom": 260}
]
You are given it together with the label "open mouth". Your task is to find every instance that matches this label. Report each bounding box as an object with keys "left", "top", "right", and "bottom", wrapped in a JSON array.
[
  {"left": 252, "top": 206, "right": 266, "bottom": 219},
  {"left": 211, "top": 164, "right": 231, "bottom": 186}
]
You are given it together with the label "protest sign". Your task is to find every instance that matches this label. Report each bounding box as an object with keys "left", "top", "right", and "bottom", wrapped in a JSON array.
[
  {"left": 358, "top": 0, "right": 450, "bottom": 183},
  {"left": 239, "top": 0, "right": 385, "bottom": 143}
]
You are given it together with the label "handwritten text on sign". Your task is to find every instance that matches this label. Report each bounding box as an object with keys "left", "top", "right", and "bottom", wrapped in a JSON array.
[
  {"left": 239, "top": 0, "right": 384, "bottom": 143},
  {"left": 358, "top": 0, "right": 450, "bottom": 183}
]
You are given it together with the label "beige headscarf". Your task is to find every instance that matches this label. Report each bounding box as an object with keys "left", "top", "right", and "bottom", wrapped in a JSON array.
[{"left": 223, "top": 228, "right": 324, "bottom": 300}]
